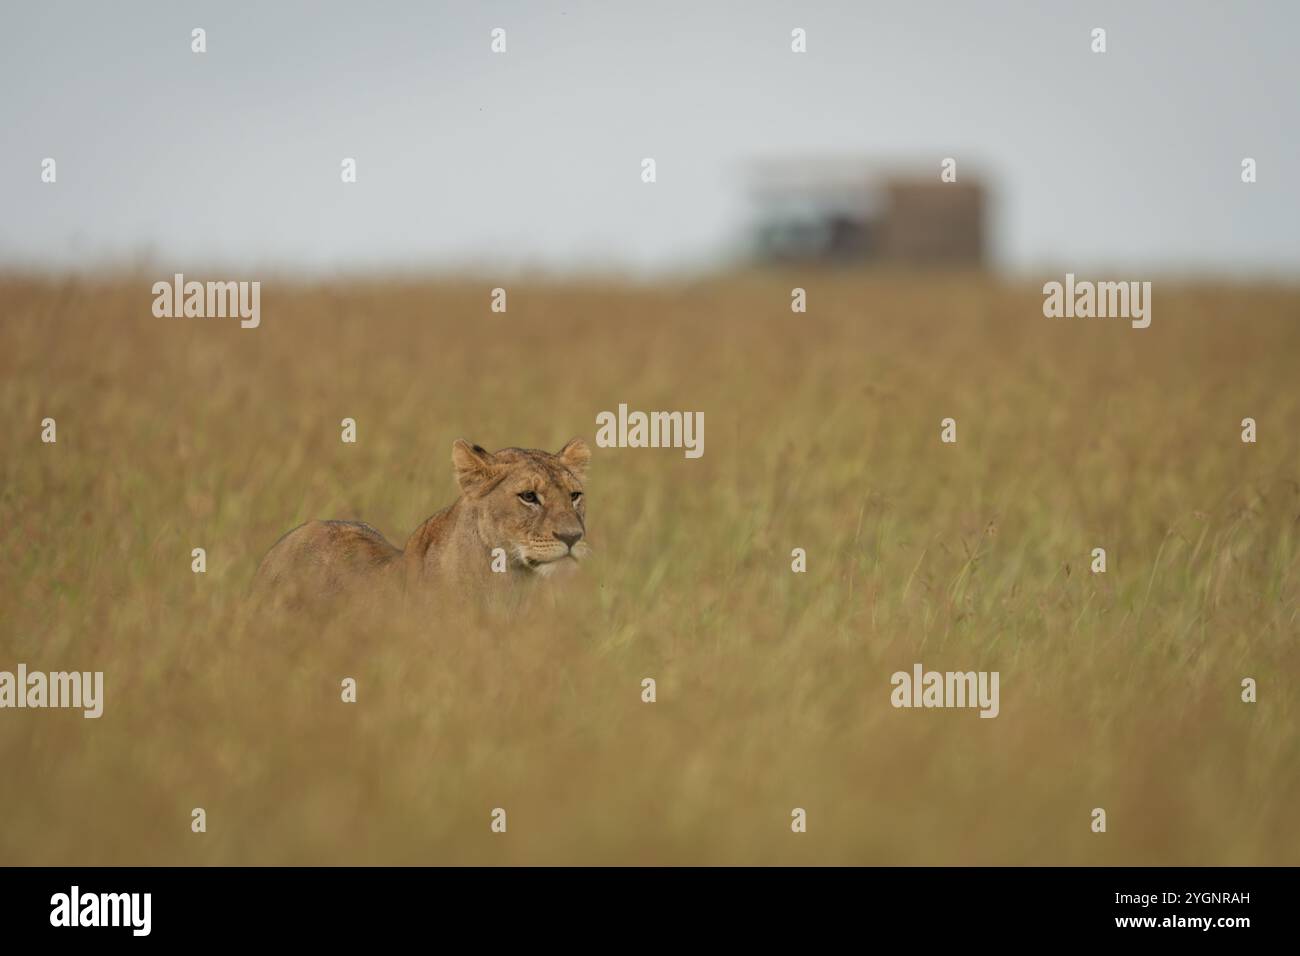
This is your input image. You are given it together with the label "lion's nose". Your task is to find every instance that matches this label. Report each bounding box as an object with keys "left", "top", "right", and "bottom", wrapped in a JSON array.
[{"left": 554, "top": 530, "right": 583, "bottom": 549}]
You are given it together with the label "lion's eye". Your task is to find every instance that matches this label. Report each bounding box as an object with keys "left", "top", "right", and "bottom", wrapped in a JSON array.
[
  {"left": 518, "top": 491, "right": 540, "bottom": 505},
  {"left": 571, "top": 492, "right": 583, "bottom": 503}
]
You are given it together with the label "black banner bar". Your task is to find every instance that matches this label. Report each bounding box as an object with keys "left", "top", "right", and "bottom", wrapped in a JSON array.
[{"left": 0, "top": 866, "right": 1279, "bottom": 943}]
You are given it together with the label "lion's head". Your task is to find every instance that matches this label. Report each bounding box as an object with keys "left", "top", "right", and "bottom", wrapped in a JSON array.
[{"left": 451, "top": 437, "right": 591, "bottom": 574}]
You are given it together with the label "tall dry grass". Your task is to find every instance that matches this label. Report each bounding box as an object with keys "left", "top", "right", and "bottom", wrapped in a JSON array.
[{"left": 1, "top": 273, "right": 1297, "bottom": 864}]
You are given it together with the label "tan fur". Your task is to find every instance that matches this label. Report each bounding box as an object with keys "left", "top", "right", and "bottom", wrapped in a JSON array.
[{"left": 253, "top": 438, "right": 590, "bottom": 604}]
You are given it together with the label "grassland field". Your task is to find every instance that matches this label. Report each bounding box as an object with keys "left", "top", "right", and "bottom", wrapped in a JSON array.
[{"left": 1, "top": 272, "right": 1297, "bottom": 865}]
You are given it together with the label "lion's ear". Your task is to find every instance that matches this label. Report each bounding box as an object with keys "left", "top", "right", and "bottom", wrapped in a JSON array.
[
  {"left": 557, "top": 437, "right": 591, "bottom": 478},
  {"left": 452, "top": 439, "right": 496, "bottom": 493}
]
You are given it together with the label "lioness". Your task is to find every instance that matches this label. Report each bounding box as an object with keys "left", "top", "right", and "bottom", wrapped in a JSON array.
[{"left": 253, "top": 438, "right": 590, "bottom": 603}]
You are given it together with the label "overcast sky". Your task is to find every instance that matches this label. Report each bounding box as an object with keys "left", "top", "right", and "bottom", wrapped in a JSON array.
[{"left": 2, "top": 0, "right": 1297, "bottom": 278}]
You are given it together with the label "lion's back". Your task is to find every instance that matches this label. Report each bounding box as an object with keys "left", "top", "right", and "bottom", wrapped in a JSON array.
[{"left": 253, "top": 519, "right": 403, "bottom": 602}]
